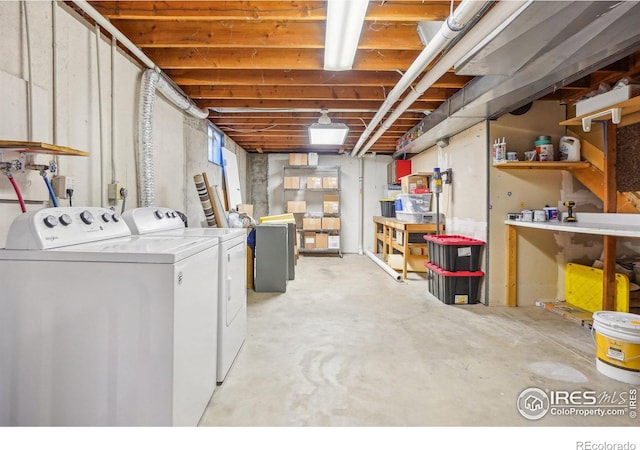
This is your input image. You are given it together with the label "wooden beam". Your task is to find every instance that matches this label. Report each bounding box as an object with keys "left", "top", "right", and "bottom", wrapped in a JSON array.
[
  {"left": 143, "top": 47, "right": 423, "bottom": 70},
  {"left": 199, "top": 98, "right": 441, "bottom": 110},
  {"left": 111, "top": 20, "right": 423, "bottom": 49},
  {"left": 185, "top": 85, "right": 454, "bottom": 101},
  {"left": 602, "top": 120, "right": 617, "bottom": 311}
]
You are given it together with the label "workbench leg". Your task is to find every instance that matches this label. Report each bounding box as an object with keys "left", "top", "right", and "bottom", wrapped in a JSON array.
[
  {"left": 383, "top": 225, "right": 389, "bottom": 262},
  {"left": 506, "top": 225, "right": 517, "bottom": 307},
  {"left": 403, "top": 231, "right": 408, "bottom": 279},
  {"left": 603, "top": 235, "right": 617, "bottom": 311}
]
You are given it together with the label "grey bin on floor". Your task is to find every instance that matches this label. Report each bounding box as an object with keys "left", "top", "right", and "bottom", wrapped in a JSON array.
[{"left": 254, "top": 223, "right": 289, "bottom": 292}]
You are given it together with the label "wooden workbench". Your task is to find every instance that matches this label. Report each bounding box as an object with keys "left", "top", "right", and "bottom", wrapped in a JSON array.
[{"left": 373, "top": 216, "right": 444, "bottom": 279}]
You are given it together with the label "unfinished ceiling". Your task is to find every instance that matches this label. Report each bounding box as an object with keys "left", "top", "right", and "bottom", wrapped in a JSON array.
[{"left": 78, "top": 1, "right": 640, "bottom": 156}]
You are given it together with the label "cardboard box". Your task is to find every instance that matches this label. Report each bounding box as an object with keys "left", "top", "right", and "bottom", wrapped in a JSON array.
[
  {"left": 236, "top": 204, "right": 254, "bottom": 217},
  {"left": 289, "top": 153, "right": 308, "bottom": 166},
  {"left": 321, "top": 217, "right": 341, "bottom": 230},
  {"left": 328, "top": 235, "right": 340, "bottom": 249},
  {"left": 303, "top": 232, "right": 316, "bottom": 249},
  {"left": 322, "top": 176, "right": 339, "bottom": 189},
  {"left": 308, "top": 152, "right": 319, "bottom": 166},
  {"left": 284, "top": 176, "right": 300, "bottom": 189},
  {"left": 323, "top": 194, "right": 339, "bottom": 214},
  {"left": 287, "top": 201, "right": 306, "bottom": 213},
  {"left": 306, "top": 176, "right": 323, "bottom": 189},
  {"left": 315, "top": 233, "right": 329, "bottom": 249},
  {"left": 400, "top": 172, "right": 431, "bottom": 194},
  {"left": 303, "top": 217, "right": 321, "bottom": 230}
]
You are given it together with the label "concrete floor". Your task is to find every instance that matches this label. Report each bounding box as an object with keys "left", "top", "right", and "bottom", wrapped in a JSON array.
[{"left": 200, "top": 254, "right": 639, "bottom": 427}]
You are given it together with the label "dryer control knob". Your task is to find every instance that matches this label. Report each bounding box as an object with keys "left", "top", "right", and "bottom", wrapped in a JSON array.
[
  {"left": 80, "top": 210, "right": 94, "bottom": 225},
  {"left": 112, "top": 213, "right": 121, "bottom": 222},
  {"left": 43, "top": 215, "right": 59, "bottom": 228},
  {"left": 59, "top": 214, "right": 72, "bottom": 226},
  {"left": 101, "top": 213, "right": 111, "bottom": 223},
  {"left": 154, "top": 209, "right": 164, "bottom": 220}
]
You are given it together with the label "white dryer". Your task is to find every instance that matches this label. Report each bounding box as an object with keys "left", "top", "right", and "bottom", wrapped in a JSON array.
[
  {"left": 122, "top": 207, "right": 247, "bottom": 383},
  {"left": 0, "top": 207, "right": 219, "bottom": 426}
]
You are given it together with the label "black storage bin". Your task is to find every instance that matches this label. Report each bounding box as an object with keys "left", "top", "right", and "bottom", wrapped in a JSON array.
[
  {"left": 379, "top": 199, "right": 396, "bottom": 217},
  {"left": 423, "top": 234, "right": 485, "bottom": 272},
  {"left": 425, "top": 262, "right": 483, "bottom": 305}
]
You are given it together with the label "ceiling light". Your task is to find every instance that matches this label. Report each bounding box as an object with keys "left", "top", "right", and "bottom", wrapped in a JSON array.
[
  {"left": 308, "top": 111, "right": 349, "bottom": 145},
  {"left": 324, "top": 0, "right": 368, "bottom": 71}
]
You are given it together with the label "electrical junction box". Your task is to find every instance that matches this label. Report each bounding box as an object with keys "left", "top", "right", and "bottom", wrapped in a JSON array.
[
  {"left": 51, "top": 176, "right": 75, "bottom": 199},
  {"left": 108, "top": 183, "right": 127, "bottom": 201}
]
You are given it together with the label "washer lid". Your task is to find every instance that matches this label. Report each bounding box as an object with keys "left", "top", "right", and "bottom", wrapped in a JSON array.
[
  {"left": 148, "top": 227, "right": 247, "bottom": 243},
  {"left": 1, "top": 235, "right": 218, "bottom": 264}
]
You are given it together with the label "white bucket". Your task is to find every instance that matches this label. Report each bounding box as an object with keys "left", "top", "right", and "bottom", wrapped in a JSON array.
[{"left": 592, "top": 311, "right": 640, "bottom": 384}]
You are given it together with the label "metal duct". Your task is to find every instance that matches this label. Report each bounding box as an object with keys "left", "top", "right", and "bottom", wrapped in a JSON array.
[{"left": 138, "top": 69, "right": 159, "bottom": 207}]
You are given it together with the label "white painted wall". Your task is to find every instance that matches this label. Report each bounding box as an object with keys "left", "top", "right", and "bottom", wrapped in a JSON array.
[
  {"left": 0, "top": 1, "right": 247, "bottom": 244},
  {"left": 267, "top": 153, "right": 392, "bottom": 254}
]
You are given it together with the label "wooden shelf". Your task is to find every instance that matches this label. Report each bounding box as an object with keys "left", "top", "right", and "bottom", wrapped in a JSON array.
[
  {"left": 560, "top": 96, "right": 640, "bottom": 128},
  {"left": 493, "top": 161, "right": 590, "bottom": 170},
  {"left": 0, "top": 140, "right": 89, "bottom": 157}
]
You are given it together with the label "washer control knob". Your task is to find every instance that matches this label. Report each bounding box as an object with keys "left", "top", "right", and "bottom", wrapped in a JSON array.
[
  {"left": 59, "top": 214, "right": 72, "bottom": 226},
  {"left": 80, "top": 210, "right": 94, "bottom": 225},
  {"left": 112, "top": 213, "right": 121, "bottom": 222},
  {"left": 101, "top": 213, "right": 111, "bottom": 223},
  {"left": 43, "top": 215, "right": 59, "bottom": 228},
  {"left": 154, "top": 209, "right": 164, "bottom": 220}
]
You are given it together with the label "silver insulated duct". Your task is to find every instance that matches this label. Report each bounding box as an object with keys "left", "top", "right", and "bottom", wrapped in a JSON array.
[{"left": 137, "top": 69, "right": 160, "bottom": 207}]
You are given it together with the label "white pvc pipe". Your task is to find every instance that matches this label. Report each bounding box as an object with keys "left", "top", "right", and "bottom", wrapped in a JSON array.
[
  {"left": 364, "top": 250, "right": 402, "bottom": 282},
  {"left": 355, "top": 0, "right": 530, "bottom": 157},
  {"left": 350, "top": 0, "right": 489, "bottom": 157}
]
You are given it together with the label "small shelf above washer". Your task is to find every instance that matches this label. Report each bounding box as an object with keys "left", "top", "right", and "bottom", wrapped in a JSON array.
[{"left": 0, "top": 141, "right": 89, "bottom": 157}]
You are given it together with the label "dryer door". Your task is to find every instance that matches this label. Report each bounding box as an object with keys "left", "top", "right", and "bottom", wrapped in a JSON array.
[{"left": 225, "top": 240, "right": 247, "bottom": 325}]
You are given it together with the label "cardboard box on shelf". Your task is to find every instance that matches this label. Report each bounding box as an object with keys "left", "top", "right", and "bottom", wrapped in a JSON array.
[
  {"left": 303, "top": 217, "right": 322, "bottom": 230},
  {"left": 287, "top": 201, "right": 306, "bottom": 213},
  {"left": 323, "top": 194, "right": 339, "bottom": 214},
  {"left": 304, "top": 232, "right": 316, "bottom": 249},
  {"left": 306, "top": 176, "right": 323, "bottom": 189},
  {"left": 328, "top": 235, "right": 340, "bottom": 249},
  {"left": 284, "top": 176, "right": 300, "bottom": 189},
  {"left": 322, "top": 176, "right": 338, "bottom": 189},
  {"left": 315, "top": 233, "right": 329, "bottom": 249},
  {"left": 308, "top": 152, "right": 319, "bottom": 166},
  {"left": 236, "top": 204, "right": 254, "bottom": 217},
  {"left": 400, "top": 172, "right": 431, "bottom": 194},
  {"left": 289, "top": 153, "right": 308, "bottom": 166},
  {"left": 321, "top": 217, "right": 340, "bottom": 230}
]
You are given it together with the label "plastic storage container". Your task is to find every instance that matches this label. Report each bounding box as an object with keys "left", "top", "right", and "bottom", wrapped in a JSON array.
[
  {"left": 398, "top": 194, "right": 432, "bottom": 213},
  {"left": 425, "top": 262, "right": 483, "bottom": 304},
  {"left": 423, "top": 234, "right": 485, "bottom": 271},
  {"left": 395, "top": 211, "right": 426, "bottom": 223},
  {"left": 379, "top": 199, "right": 396, "bottom": 218}
]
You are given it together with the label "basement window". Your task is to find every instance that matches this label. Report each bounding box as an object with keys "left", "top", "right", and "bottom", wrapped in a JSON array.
[{"left": 208, "top": 122, "right": 224, "bottom": 166}]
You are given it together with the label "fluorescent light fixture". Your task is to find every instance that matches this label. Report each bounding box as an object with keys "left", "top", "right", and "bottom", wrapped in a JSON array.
[
  {"left": 324, "top": 0, "right": 369, "bottom": 71},
  {"left": 308, "top": 111, "right": 349, "bottom": 145}
]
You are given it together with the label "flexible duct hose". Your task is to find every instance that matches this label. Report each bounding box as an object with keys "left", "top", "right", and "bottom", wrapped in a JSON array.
[
  {"left": 137, "top": 69, "right": 159, "bottom": 207},
  {"left": 7, "top": 174, "right": 27, "bottom": 213}
]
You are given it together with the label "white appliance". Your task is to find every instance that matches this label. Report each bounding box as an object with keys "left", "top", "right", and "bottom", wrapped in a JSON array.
[
  {"left": 0, "top": 207, "right": 219, "bottom": 426},
  {"left": 122, "top": 207, "right": 247, "bottom": 383}
]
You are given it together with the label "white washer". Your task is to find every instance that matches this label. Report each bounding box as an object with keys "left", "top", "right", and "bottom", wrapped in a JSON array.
[
  {"left": 0, "top": 207, "right": 219, "bottom": 426},
  {"left": 122, "top": 207, "right": 247, "bottom": 383}
]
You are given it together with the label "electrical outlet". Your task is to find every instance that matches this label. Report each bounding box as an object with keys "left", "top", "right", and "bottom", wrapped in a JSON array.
[
  {"left": 108, "top": 183, "right": 126, "bottom": 201},
  {"left": 52, "top": 176, "right": 75, "bottom": 199}
]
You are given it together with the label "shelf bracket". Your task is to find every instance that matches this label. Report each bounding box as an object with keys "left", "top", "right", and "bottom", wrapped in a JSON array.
[{"left": 581, "top": 107, "right": 621, "bottom": 132}]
